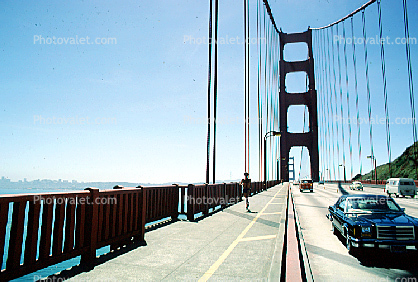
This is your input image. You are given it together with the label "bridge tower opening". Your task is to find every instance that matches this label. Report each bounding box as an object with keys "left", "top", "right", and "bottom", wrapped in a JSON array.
[{"left": 279, "top": 29, "right": 319, "bottom": 182}]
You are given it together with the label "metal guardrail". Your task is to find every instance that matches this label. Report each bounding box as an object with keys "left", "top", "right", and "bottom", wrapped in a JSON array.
[{"left": 0, "top": 187, "right": 146, "bottom": 281}]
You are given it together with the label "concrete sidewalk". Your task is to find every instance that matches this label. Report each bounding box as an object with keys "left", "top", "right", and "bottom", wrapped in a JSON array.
[{"left": 62, "top": 183, "right": 288, "bottom": 281}]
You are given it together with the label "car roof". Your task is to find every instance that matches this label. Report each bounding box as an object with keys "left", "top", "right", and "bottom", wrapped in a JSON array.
[
  {"left": 339, "top": 194, "right": 389, "bottom": 200},
  {"left": 387, "top": 178, "right": 414, "bottom": 181}
]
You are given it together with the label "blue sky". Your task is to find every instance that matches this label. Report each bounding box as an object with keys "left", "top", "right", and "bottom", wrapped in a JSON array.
[{"left": 0, "top": 0, "right": 416, "bottom": 184}]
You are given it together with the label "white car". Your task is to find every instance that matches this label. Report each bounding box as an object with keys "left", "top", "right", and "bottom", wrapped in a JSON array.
[
  {"left": 349, "top": 181, "right": 363, "bottom": 191},
  {"left": 385, "top": 178, "right": 417, "bottom": 198}
]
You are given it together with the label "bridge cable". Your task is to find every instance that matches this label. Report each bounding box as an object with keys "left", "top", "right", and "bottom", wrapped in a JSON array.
[
  {"left": 212, "top": 0, "right": 219, "bottom": 184},
  {"left": 377, "top": 0, "right": 392, "bottom": 178},
  {"left": 257, "top": 0, "right": 262, "bottom": 181},
  {"left": 362, "top": 10, "right": 376, "bottom": 180},
  {"left": 311, "top": 0, "right": 376, "bottom": 30},
  {"left": 244, "top": 0, "right": 250, "bottom": 175},
  {"left": 320, "top": 30, "right": 328, "bottom": 181},
  {"left": 331, "top": 26, "right": 341, "bottom": 180},
  {"left": 324, "top": 29, "right": 333, "bottom": 181},
  {"left": 322, "top": 29, "right": 330, "bottom": 181},
  {"left": 336, "top": 24, "right": 347, "bottom": 181},
  {"left": 318, "top": 30, "right": 324, "bottom": 181},
  {"left": 323, "top": 29, "right": 332, "bottom": 181},
  {"left": 343, "top": 22, "right": 354, "bottom": 181},
  {"left": 263, "top": 8, "right": 268, "bottom": 179},
  {"left": 402, "top": 0, "right": 418, "bottom": 179},
  {"left": 351, "top": 17, "right": 363, "bottom": 178},
  {"left": 205, "top": 0, "right": 213, "bottom": 184},
  {"left": 326, "top": 29, "right": 337, "bottom": 180}
]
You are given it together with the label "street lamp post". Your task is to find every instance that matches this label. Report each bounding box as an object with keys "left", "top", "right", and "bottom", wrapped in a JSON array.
[
  {"left": 339, "top": 164, "right": 346, "bottom": 182},
  {"left": 264, "top": 131, "right": 281, "bottom": 185},
  {"left": 325, "top": 168, "right": 330, "bottom": 182},
  {"left": 367, "top": 155, "right": 377, "bottom": 183}
]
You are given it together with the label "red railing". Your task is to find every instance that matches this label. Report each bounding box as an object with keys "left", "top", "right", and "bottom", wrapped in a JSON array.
[
  {"left": 185, "top": 181, "right": 280, "bottom": 221},
  {"left": 0, "top": 188, "right": 146, "bottom": 281},
  {"left": 0, "top": 180, "right": 282, "bottom": 280},
  {"left": 142, "top": 185, "right": 179, "bottom": 223}
]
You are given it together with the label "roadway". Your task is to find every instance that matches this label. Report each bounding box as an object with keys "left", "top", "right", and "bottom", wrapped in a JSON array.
[{"left": 292, "top": 182, "right": 418, "bottom": 282}]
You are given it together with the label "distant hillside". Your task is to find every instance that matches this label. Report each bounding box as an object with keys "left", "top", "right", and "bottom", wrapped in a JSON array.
[{"left": 356, "top": 141, "right": 418, "bottom": 180}]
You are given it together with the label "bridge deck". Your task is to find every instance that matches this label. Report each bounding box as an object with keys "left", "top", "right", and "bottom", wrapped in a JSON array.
[{"left": 60, "top": 184, "right": 287, "bottom": 281}]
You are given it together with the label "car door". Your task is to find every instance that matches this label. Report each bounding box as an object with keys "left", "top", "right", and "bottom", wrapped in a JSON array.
[{"left": 333, "top": 198, "right": 347, "bottom": 233}]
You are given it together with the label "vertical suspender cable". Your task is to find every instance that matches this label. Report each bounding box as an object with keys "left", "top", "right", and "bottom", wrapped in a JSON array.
[
  {"left": 343, "top": 22, "right": 354, "bottom": 180},
  {"left": 245, "top": 0, "right": 250, "bottom": 173},
  {"left": 212, "top": 0, "right": 219, "bottom": 184},
  {"left": 244, "top": 0, "right": 247, "bottom": 174},
  {"left": 351, "top": 17, "right": 363, "bottom": 178},
  {"left": 331, "top": 26, "right": 341, "bottom": 180},
  {"left": 362, "top": 10, "right": 375, "bottom": 179},
  {"left": 263, "top": 9, "right": 268, "bottom": 180},
  {"left": 247, "top": 0, "right": 250, "bottom": 176},
  {"left": 315, "top": 31, "right": 322, "bottom": 180},
  {"left": 324, "top": 30, "right": 332, "bottom": 181},
  {"left": 322, "top": 29, "right": 330, "bottom": 181},
  {"left": 320, "top": 30, "right": 327, "bottom": 180},
  {"left": 402, "top": 0, "right": 418, "bottom": 179},
  {"left": 257, "top": 0, "right": 262, "bottom": 181},
  {"left": 336, "top": 24, "right": 347, "bottom": 180},
  {"left": 326, "top": 29, "right": 336, "bottom": 180},
  {"left": 206, "top": 0, "right": 213, "bottom": 184},
  {"left": 244, "top": 0, "right": 250, "bottom": 175},
  {"left": 377, "top": 0, "right": 392, "bottom": 178}
]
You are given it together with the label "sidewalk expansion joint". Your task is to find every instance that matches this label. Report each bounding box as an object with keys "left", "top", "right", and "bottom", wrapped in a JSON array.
[{"left": 239, "top": 235, "right": 277, "bottom": 242}]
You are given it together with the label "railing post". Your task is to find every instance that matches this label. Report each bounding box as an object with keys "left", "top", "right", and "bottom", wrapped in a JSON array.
[
  {"left": 187, "top": 184, "right": 195, "bottom": 221},
  {"left": 138, "top": 187, "right": 146, "bottom": 243},
  {"left": 203, "top": 184, "right": 209, "bottom": 215},
  {"left": 171, "top": 184, "right": 179, "bottom": 221},
  {"left": 81, "top": 187, "right": 99, "bottom": 265},
  {"left": 180, "top": 186, "right": 186, "bottom": 215},
  {"left": 222, "top": 183, "right": 227, "bottom": 208},
  {"left": 238, "top": 182, "right": 242, "bottom": 202}
]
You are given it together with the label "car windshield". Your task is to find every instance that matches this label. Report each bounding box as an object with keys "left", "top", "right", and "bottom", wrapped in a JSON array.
[
  {"left": 346, "top": 197, "right": 403, "bottom": 213},
  {"left": 302, "top": 180, "right": 312, "bottom": 183}
]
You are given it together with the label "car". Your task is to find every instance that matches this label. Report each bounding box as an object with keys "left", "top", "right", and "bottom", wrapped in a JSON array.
[
  {"left": 349, "top": 181, "right": 363, "bottom": 191},
  {"left": 293, "top": 181, "right": 299, "bottom": 186},
  {"left": 318, "top": 180, "right": 324, "bottom": 185},
  {"left": 299, "top": 179, "right": 313, "bottom": 193},
  {"left": 327, "top": 194, "right": 418, "bottom": 256},
  {"left": 385, "top": 178, "right": 417, "bottom": 198}
]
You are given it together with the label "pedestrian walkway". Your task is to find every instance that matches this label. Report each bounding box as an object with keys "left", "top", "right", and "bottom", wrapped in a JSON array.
[{"left": 61, "top": 183, "right": 288, "bottom": 281}]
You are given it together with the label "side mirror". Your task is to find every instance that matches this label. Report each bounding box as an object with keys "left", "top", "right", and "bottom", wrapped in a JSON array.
[{"left": 401, "top": 208, "right": 406, "bottom": 212}]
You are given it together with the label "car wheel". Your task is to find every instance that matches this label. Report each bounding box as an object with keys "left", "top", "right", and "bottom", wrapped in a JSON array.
[
  {"left": 411, "top": 195, "right": 415, "bottom": 199},
  {"left": 346, "top": 237, "right": 360, "bottom": 256},
  {"left": 310, "top": 189, "right": 313, "bottom": 193},
  {"left": 395, "top": 194, "right": 399, "bottom": 198}
]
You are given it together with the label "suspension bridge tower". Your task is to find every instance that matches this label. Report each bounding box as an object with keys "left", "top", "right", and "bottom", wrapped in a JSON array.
[{"left": 279, "top": 29, "right": 319, "bottom": 182}]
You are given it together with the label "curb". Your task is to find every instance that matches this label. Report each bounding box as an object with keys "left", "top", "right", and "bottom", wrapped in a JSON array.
[
  {"left": 268, "top": 183, "right": 289, "bottom": 281},
  {"left": 291, "top": 190, "right": 314, "bottom": 282}
]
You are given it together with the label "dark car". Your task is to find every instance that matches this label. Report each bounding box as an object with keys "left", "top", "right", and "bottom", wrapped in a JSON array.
[{"left": 327, "top": 194, "right": 418, "bottom": 255}]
